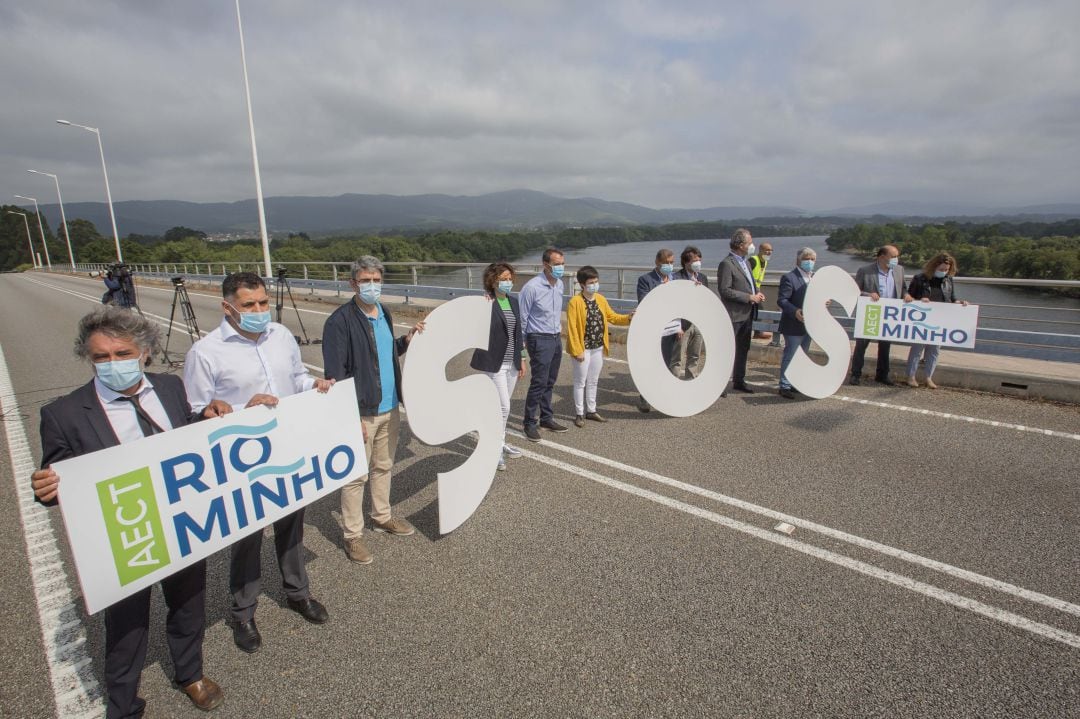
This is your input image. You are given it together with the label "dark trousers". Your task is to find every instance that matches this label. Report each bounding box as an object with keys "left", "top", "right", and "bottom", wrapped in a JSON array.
[
  {"left": 104, "top": 561, "right": 206, "bottom": 719},
  {"left": 731, "top": 317, "right": 753, "bottom": 385},
  {"left": 524, "top": 333, "right": 562, "bottom": 427},
  {"left": 851, "top": 339, "right": 892, "bottom": 380},
  {"left": 638, "top": 334, "right": 679, "bottom": 403},
  {"left": 229, "top": 509, "right": 310, "bottom": 623}
]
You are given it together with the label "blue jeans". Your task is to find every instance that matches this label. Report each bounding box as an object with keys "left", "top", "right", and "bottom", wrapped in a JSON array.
[
  {"left": 906, "top": 344, "right": 941, "bottom": 380},
  {"left": 525, "top": 333, "right": 562, "bottom": 427},
  {"left": 779, "top": 334, "right": 812, "bottom": 389}
]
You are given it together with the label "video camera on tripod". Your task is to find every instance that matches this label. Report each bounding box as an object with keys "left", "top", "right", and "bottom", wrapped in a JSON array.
[
  {"left": 161, "top": 275, "right": 201, "bottom": 366},
  {"left": 274, "top": 266, "right": 318, "bottom": 345},
  {"left": 100, "top": 262, "right": 138, "bottom": 309}
]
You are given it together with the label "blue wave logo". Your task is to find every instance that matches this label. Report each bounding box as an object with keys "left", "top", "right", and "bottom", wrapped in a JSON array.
[
  {"left": 247, "top": 458, "right": 306, "bottom": 481},
  {"left": 206, "top": 418, "right": 278, "bottom": 444}
]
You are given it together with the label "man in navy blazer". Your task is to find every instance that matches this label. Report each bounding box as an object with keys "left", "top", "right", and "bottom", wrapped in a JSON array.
[
  {"left": 850, "top": 244, "right": 912, "bottom": 385},
  {"left": 32, "top": 307, "right": 226, "bottom": 718},
  {"left": 776, "top": 248, "right": 818, "bottom": 399},
  {"left": 717, "top": 228, "right": 767, "bottom": 393}
]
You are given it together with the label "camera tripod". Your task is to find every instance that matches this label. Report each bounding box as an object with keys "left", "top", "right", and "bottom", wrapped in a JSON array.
[
  {"left": 274, "top": 267, "right": 317, "bottom": 345},
  {"left": 161, "top": 276, "right": 201, "bottom": 366}
]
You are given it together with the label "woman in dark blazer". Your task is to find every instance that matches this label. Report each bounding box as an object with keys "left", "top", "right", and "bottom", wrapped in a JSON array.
[
  {"left": 905, "top": 252, "right": 968, "bottom": 388},
  {"left": 469, "top": 262, "right": 525, "bottom": 470}
]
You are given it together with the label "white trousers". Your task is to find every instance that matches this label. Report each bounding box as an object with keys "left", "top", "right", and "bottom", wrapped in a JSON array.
[
  {"left": 572, "top": 347, "right": 604, "bottom": 415},
  {"left": 485, "top": 361, "right": 518, "bottom": 442}
]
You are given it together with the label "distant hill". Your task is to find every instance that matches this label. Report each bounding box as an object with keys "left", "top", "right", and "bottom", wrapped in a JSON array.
[
  {"left": 27, "top": 190, "right": 806, "bottom": 236},
  {"left": 22, "top": 190, "right": 1079, "bottom": 237}
]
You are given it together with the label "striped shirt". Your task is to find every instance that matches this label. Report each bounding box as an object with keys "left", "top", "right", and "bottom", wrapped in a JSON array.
[{"left": 498, "top": 297, "right": 517, "bottom": 365}]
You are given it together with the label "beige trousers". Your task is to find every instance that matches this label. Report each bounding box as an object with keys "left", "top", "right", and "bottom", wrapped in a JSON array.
[{"left": 340, "top": 408, "right": 400, "bottom": 539}]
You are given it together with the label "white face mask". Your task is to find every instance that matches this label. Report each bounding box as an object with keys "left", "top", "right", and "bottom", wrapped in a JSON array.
[
  {"left": 584, "top": 282, "right": 599, "bottom": 295},
  {"left": 690, "top": 260, "right": 702, "bottom": 272}
]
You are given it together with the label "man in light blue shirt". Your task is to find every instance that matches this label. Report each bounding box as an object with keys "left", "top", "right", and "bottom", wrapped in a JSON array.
[
  {"left": 185, "top": 272, "right": 334, "bottom": 654},
  {"left": 518, "top": 247, "right": 569, "bottom": 440}
]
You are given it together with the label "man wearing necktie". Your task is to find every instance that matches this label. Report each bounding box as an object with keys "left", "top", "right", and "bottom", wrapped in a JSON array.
[
  {"left": 717, "top": 228, "right": 767, "bottom": 394},
  {"left": 184, "top": 272, "right": 335, "bottom": 654},
  {"left": 31, "top": 307, "right": 226, "bottom": 717}
]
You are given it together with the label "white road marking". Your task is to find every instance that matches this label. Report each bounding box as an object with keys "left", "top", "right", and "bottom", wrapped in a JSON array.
[
  {"left": 515, "top": 445, "right": 1080, "bottom": 650},
  {"left": 511, "top": 432, "right": 1080, "bottom": 620},
  {"left": 0, "top": 340, "right": 103, "bottom": 718}
]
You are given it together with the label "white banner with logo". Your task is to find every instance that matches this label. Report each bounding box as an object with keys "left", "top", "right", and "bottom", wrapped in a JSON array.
[
  {"left": 55, "top": 382, "right": 367, "bottom": 614},
  {"left": 853, "top": 297, "right": 979, "bottom": 349}
]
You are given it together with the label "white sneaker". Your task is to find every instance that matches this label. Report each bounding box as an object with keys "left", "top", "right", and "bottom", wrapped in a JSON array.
[
  {"left": 503, "top": 444, "right": 522, "bottom": 458},
  {"left": 497, "top": 457, "right": 507, "bottom": 471}
]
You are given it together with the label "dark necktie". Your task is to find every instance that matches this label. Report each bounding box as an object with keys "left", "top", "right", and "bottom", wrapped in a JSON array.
[{"left": 120, "top": 394, "right": 165, "bottom": 436}]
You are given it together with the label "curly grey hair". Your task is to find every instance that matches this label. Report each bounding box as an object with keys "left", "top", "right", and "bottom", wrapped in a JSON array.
[
  {"left": 74, "top": 306, "right": 161, "bottom": 360},
  {"left": 796, "top": 247, "right": 817, "bottom": 261},
  {"left": 730, "top": 228, "right": 752, "bottom": 250},
  {"left": 351, "top": 255, "right": 384, "bottom": 281}
]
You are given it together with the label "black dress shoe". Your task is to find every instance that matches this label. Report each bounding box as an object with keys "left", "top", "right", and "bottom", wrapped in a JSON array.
[
  {"left": 779, "top": 387, "right": 796, "bottom": 399},
  {"left": 287, "top": 597, "right": 329, "bottom": 625},
  {"left": 876, "top": 376, "right": 895, "bottom": 386},
  {"left": 540, "top": 420, "right": 569, "bottom": 432},
  {"left": 523, "top": 424, "right": 541, "bottom": 442},
  {"left": 848, "top": 376, "right": 861, "bottom": 386},
  {"left": 232, "top": 619, "right": 262, "bottom": 653},
  {"left": 731, "top": 383, "right": 755, "bottom": 393}
]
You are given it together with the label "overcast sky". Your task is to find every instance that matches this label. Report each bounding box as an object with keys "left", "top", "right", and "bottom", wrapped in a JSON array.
[{"left": 1, "top": 1, "right": 1077, "bottom": 211}]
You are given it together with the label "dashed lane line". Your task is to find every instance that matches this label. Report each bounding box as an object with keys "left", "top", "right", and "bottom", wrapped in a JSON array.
[
  {"left": 0, "top": 340, "right": 103, "bottom": 718},
  {"left": 515, "top": 445, "right": 1080, "bottom": 651}
]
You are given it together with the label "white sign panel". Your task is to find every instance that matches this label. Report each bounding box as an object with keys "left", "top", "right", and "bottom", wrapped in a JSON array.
[
  {"left": 627, "top": 281, "right": 735, "bottom": 417},
  {"left": 55, "top": 382, "right": 367, "bottom": 614},
  {"left": 854, "top": 297, "right": 979, "bottom": 349},
  {"left": 402, "top": 295, "right": 503, "bottom": 535}
]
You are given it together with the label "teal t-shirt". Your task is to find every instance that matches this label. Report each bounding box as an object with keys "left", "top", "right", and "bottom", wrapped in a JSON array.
[{"left": 369, "top": 305, "right": 397, "bottom": 414}]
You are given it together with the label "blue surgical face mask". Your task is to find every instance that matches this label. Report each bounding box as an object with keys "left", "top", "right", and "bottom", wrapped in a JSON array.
[
  {"left": 227, "top": 302, "right": 271, "bottom": 334},
  {"left": 497, "top": 280, "right": 513, "bottom": 294},
  {"left": 933, "top": 270, "right": 947, "bottom": 279},
  {"left": 95, "top": 358, "right": 144, "bottom": 392},
  {"left": 585, "top": 282, "right": 599, "bottom": 294},
  {"left": 800, "top": 260, "right": 815, "bottom": 273},
  {"left": 887, "top": 257, "right": 899, "bottom": 268},
  {"left": 357, "top": 281, "right": 381, "bottom": 304},
  {"left": 690, "top": 260, "right": 702, "bottom": 272},
  {"left": 660, "top": 263, "right": 674, "bottom": 275},
  {"left": 550, "top": 264, "right": 565, "bottom": 279}
]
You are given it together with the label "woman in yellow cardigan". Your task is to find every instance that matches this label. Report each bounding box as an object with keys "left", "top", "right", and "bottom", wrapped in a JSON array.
[{"left": 566, "top": 266, "right": 633, "bottom": 427}]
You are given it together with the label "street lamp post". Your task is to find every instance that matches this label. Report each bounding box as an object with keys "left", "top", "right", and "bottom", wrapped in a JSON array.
[
  {"left": 28, "top": 169, "right": 75, "bottom": 268},
  {"left": 14, "top": 195, "right": 52, "bottom": 270},
  {"left": 5, "top": 210, "right": 37, "bottom": 268},
  {"left": 56, "top": 119, "right": 123, "bottom": 263},
  {"left": 235, "top": 0, "right": 273, "bottom": 277}
]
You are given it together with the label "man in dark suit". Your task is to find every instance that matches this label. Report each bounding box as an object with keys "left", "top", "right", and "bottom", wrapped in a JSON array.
[
  {"left": 32, "top": 307, "right": 225, "bottom": 718},
  {"left": 634, "top": 248, "right": 679, "bottom": 412},
  {"left": 777, "top": 248, "right": 817, "bottom": 399},
  {"left": 717, "top": 228, "right": 766, "bottom": 393},
  {"left": 850, "top": 244, "right": 912, "bottom": 385}
]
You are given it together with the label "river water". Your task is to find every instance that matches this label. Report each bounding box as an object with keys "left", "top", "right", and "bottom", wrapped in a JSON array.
[{"left": 514, "top": 236, "right": 1080, "bottom": 336}]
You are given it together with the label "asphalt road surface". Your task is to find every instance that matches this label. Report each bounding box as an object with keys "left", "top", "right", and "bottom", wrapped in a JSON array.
[{"left": 1, "top": 272, "right": 1078, "bottom": 719}]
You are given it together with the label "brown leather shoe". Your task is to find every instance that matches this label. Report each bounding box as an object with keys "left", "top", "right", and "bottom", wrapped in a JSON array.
[
  {"left": 344, "top": 536, "right": 373, "bottom": 564},
  {"left": 372, "top": 517, "right": 416, "bottom": 536},
  {"left": 180, "top": 676, "right": 224, "bottom": 712}
]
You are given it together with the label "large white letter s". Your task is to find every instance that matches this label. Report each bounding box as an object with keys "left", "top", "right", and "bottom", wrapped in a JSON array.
[{"left": 401, "top": 296, "right": 503, "bottom": 534}]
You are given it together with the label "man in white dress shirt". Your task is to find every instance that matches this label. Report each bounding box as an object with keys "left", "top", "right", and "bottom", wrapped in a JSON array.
[{"left": 184, "top": 272, "right": 334, "bottom": 654}]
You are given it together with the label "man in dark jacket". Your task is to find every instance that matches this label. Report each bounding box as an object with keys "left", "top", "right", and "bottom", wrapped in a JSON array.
[
  {"left": 31, "top": 306, "right": 225, "bottom": 718},
  {"left": 717, "top": 228, "right": 766, "bottom": 393},
  {"left": 850, "top": 244, "right": 911, "bottom": 385},
  {"left": 776, "top": 248, "right": 817, "bottom": 399},
  {"left": 322, "top": 255, "right": 425, "bottom": 565}
]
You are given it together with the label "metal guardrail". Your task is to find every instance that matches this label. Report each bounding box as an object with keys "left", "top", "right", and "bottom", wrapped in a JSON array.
[{"left": 67, "top": 262, "right": 1080, "bottom": 364}]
